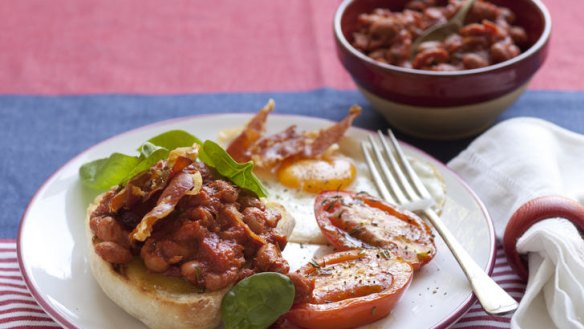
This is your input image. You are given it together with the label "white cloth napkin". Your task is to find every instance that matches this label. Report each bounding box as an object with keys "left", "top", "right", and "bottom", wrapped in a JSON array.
[{"left": 447, "top": 117, "right": 584, "bottom": 329}]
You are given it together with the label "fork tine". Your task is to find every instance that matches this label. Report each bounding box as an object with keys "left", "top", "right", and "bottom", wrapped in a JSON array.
[
  {"left": 385, "top": 129, "right": 433, "bottom": 201},
  {"left": 373, "top": 131, "right": 433, "bottom": 211},
  {"left": 360, "top": 141, "right": 396, "bottom": 204},
  {"left": 376, "top": 130, "right": 419, "bottom": 201},
  {"left": 367, "top": 135, "right": 409, "bottom": 205}
]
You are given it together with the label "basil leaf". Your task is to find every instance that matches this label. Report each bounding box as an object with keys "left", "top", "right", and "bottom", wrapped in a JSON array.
[
  {"left": 122, "top": 147, "right": 169, "bottom": 184},
  {"left": 80, "top": 130, "right": 200, "bottom": 191},
  {"left": 79, "top": 153, "right": 141, "bottom": 190},
  {"left": 199, "top": 140, "right": 268, "bottom": 198},
  {"left": 79, "top": 130, "right": 269, "bottom": 197},
  {"left": 138, "top": 141, "right": 164, "bottom": 158},
  {"left": 140, "top": 129, "right": 202, "bottom": 153},
  {"left": 221, "top": 272, "right": 295, "bottom": 329}
]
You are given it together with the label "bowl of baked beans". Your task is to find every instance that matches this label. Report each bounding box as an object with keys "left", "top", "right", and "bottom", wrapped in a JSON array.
[{"left": 334, "top": 0, "right": 551, "bottom": 139}]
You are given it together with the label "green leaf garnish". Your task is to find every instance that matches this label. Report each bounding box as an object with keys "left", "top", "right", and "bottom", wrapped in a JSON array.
[
  {"left": 79, "top": 153, "right": 141, "bottom": 190},
  {"left": 79, "top": 130, "right": 198, "bottom": 190},
  {"left": 199, "top": 140, "right": 268, "bottom": 198},
  {"left": 221, "top": 272, "right": 295, "bottom": 329},
  {"left": 123, "top": 147, "right": 169, "bottom": 184},
  {"left": 140, "top": 130, "right": 203, "bottom": 153},
  {"left": 79, "top": 130, "right": 268, "bottom": 198},
  {"left": 138, "top": 142, "right": 164, "bottom": 158}
]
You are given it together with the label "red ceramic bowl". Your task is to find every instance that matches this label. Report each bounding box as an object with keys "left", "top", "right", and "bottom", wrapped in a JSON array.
[{"left": 334, "top": 0, "right": 551, "bottom": 139}]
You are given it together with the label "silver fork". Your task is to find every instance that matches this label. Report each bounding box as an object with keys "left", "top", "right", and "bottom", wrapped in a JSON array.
[{"left": 361, "top": 129, "right": 518, "bottom": 315}]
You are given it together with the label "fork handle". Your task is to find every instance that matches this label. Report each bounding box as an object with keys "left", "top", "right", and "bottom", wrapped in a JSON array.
[{"left": 424, "top": 209, "right": 518, "bottom": 315}]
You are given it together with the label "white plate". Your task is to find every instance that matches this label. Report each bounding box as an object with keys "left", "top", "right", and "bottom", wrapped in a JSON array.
[{"left": 18, "top": 114, "right": 495, "bottom": 329}]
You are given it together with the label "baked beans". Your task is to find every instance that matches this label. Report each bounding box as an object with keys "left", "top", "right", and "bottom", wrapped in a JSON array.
[
  {"left": 90, "top": 161, "right": 290, "bottom": 292},
  {"left": 351, "top": 0, "right": 528, "bottom": 70}
]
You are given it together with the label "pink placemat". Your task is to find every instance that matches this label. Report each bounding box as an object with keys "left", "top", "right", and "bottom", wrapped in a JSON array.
[{"left": 0, "top": 0, "right": 582, "bottom": 94}]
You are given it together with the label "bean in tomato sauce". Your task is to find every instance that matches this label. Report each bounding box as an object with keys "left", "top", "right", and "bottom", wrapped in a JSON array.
[
  {"left": 351, "top": 0, "right": 528, "bottom": 70},
  {"left": 89, "top": 161, "right": 290, "bottom": 292}
]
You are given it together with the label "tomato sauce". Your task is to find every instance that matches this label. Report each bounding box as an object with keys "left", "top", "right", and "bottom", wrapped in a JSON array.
[{"left": 89, "top": 161, "right": 290, "bottom": 292}]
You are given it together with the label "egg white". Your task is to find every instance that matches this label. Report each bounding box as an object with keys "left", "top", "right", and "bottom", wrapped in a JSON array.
[
  {"left": 261, "top": 156, "right": 378, "bottom": 245},
  {"left": 218, "top": 129, "right": 446, "bottom": 246},
  {"left": 259, "top": 136, "right": 446, "bottom": 246}
]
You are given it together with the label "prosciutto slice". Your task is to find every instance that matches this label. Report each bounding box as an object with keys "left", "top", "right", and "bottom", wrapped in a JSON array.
[
  {"left": 109, "top": 146, "right": 199, "bottom": 213},
  {"left": 226, "top": 104, "right": 362, "bottom": 169},
  {"left": 226, "top": 99, "right": 274, "bottom": 163},
  {"left": 131, "top": 169, "right": 202, "bottom": 241},
  {"left": 305, "top": 105, "right": 361, "bottom": 157}
]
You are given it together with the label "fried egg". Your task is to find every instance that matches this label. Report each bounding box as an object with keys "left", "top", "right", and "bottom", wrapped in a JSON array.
[
  {"left": 276, "top": 155, "right": 357, "bottom": 194},
  {"left": 260, "top": 150, "right": 378, "bottom": 244},
  {"left": 219, "top": 129, "right": 446, "bottom": 246}
]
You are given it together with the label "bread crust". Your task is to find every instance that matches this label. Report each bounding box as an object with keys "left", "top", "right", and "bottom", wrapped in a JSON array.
[{"left": 86, "top": 193, "right": 295, "bottom": 329}]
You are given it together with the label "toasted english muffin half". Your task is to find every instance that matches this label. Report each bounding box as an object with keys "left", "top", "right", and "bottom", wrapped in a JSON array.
[{"left": 86, "top": 193, "right": 295, "bottom": 329}]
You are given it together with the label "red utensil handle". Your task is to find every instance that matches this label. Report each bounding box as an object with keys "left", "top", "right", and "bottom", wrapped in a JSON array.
[{"left": 503, "top": 195, "right": 584, "bottom": 281}]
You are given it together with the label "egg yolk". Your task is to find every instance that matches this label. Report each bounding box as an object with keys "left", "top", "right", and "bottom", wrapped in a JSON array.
[{"left": 277, "top": 156, "right": 357, "bottom": 193}]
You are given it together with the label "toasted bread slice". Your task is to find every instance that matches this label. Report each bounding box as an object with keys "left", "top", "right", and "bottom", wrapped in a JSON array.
[{"left": 86, "top": 193, "right": 295, "bottom": 329}]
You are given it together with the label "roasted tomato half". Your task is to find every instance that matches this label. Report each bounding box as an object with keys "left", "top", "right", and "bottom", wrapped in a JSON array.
[
  {"left": 286, "top": 249, "right": 413, "bottom": 329},
  {"left": 315, "top": 191, "right": 436, "bottom": 270}
]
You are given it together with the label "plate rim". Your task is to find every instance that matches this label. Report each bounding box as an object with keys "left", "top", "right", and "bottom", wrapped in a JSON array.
[{"left": 17, "top": 112, "right": 496, "bottom": 329}]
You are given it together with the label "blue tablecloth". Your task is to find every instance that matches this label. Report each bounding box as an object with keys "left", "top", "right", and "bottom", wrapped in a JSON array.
[{"left": 2, "top": 88, "right": 584, "bottom": 239}]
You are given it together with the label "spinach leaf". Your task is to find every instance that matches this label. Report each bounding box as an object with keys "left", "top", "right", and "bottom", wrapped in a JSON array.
[
  {"left": 79, "top": 130, "right": 269, "bottom": 198},
  {"left": 79, "top": 130, "right": 198, "bottom": 190},
  {"left": 139, "top": 130, "right": 202, "bottom": 153},
  {"left": 138, "top": 142, "right": 164, "bottom": 158},
  {"left": 122, "top": 147, "right": 169, "bottom": 184},
  {"left": 79, "top": 153, "right": 141, "bottom": 190},
  {"left": 199, "top": 140, "right": 268, "bottom": 198},
  {"left": 221, "top": 272, "right": 295, "bottom": 329}
]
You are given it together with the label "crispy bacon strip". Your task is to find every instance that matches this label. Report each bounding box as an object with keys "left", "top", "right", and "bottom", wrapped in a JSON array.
[
  {"left": 226, "top": 99, "right": 274, "bottom": 163},
  {"left": 109, "top": 145, "right": 199, "bottom": 213},
  {"left": 131, "top": 170, "right": 202, "bottom": 241},
  {"left": 109, "top": 164, "right": 169, "bottom": 213},
  {"left": 305, "top": 105, "right": 361, "bottom": 157},
  {"left": 227, "top": 105, "right": 362, "bottom": 169},
  {"left": 250, "top": 126, "right": 304, "bottom": 168},
  {"left": 168, "top": 145, "right": 199, "bottom": 177}
]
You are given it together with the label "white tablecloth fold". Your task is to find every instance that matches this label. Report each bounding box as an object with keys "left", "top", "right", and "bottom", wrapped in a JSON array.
[{"left": 448, "top": 117, "right": 584, "bottom": 329}]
